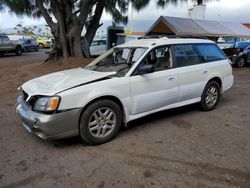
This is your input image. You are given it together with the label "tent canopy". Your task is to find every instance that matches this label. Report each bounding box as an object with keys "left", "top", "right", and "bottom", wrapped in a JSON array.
[{"left": 146, "top": 16, "right": 250, "bottom": 37}]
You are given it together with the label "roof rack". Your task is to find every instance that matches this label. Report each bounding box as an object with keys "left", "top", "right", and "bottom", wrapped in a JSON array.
[
  {"left": 138, "top": 35, "right": 209, "bottom": 40},
  {"left": 138, "top": 35, "right": 167, "bottom": 40}
]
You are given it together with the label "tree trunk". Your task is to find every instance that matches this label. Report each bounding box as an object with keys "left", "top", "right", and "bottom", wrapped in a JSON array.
[
  {"left": 81, "top": 37, "right": 91, "bottom": 57},
  {"left": 68, "top": 31, "right": 84, "bottom": 57},
  {"left": 57, "top": 0, "right": 69, "bottom": 59},
  {"left": 37, "top": 0, "right": 97, "bottom": 61}
]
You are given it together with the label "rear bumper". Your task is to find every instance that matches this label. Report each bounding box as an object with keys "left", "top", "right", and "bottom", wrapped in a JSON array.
[
  {"left": 223, "top": 75, "right": 234, "bottom": 92},
  {"left": 16, "top": 96, "right": 80, "bottom": 140}
]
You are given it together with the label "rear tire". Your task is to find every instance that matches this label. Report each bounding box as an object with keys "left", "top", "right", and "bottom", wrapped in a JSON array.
[
  {"left": 15, "top": 46, "right": 22, "bottom": 56},
  {"left": 79, "top": 100, "right": 122, "bottom": 145},
  {"left": 200, "top": 81, "right": 220, "bottom": 111},
  {"left": 236, "top": 56, "right": 245, "bottom": 68}
]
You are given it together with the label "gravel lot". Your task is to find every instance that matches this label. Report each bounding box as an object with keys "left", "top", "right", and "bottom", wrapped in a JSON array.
[{"left": 0, "top": 50, "right": 250, "bottom": 188}]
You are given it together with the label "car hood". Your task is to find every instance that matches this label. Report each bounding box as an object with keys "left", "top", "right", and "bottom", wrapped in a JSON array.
[{"left": 22, "top": 68, "right": 115, "bottom": 97}]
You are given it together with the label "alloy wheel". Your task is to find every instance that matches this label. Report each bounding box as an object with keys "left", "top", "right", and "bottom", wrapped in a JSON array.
[
  {"left": 205, "top": 86, "right": 218, "bottom": 107},
  {"left": 88, "top": 107, "right": 116, "bottom": 138}
]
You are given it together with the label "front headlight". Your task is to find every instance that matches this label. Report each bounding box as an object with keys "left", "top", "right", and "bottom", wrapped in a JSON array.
[{"left": 33, "top": 96, "right": 60, "bottom": 112}]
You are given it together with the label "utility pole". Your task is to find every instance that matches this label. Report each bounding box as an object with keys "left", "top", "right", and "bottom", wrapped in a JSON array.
[{"left": 130, "top": 3, "right": 133, "bottom": 34}]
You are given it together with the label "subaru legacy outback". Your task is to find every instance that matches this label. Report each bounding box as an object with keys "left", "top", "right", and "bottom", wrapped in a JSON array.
[{"left": 16, "top": 37, "right": 234, "bottom": 145}]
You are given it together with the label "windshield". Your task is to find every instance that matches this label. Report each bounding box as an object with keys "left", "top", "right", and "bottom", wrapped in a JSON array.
[
  {"left": 86, "top": 47, "right": 147, "bottom": 76},
  {"left": 235, "top": 42, "right": 250, "bottom": 49}
]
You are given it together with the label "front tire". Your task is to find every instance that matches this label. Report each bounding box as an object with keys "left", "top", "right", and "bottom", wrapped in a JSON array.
[
  {"left": 236, "top": 56, "right": 245, "bottom": 68},
  {"left": 15, "top": 46, "right": 22, "bottom": 56},
  {"left": 200, "top": 81, "right": 220, "bottom": 111},
  {"left": 79, "top": 100, "right": 122, "bottom": 145},
  {"left": 39, "top": 43, "right": 44, "bottom": 49}
]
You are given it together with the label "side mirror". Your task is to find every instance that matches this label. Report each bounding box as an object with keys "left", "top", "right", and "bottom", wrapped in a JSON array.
[{"left": 137, "top": 64, "right": 155, "bottom": 75}]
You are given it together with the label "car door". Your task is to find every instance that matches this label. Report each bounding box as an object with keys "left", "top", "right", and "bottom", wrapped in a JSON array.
[
  {"left": 130, "top": 46, "right": 178, "bottom": 114},
  {"left": 172, "top": 44, "right": 209, "bottom": 102},
  {"left": 172, "top": 43, "right": 227, "bottom": 102}
]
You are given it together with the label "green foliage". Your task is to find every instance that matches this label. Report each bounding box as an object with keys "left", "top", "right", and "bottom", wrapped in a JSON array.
[{"left": 0, "top": 0, "right": 196, "bottom": 24}]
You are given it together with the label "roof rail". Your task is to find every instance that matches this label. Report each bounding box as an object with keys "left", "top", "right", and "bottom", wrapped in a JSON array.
[
  {"left": 167, "top": 35, "right": 209, "bottom": 39},
  {"left": 138, "top": 35, "right": 209, "bottom": 40},
  {"left": 138, "top": 35, "right": 168, "bottom": 40}
]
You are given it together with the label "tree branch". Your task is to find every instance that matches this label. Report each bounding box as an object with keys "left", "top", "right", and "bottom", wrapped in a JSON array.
[
  {"left": 85, "top": 0, "right": 105, "bottom": 44},
  {"left": 35, "top": 0, "right": 56, "bottom": 29},
  {"left": 78, "top": 0, "right": 94, "bottom": 29}
]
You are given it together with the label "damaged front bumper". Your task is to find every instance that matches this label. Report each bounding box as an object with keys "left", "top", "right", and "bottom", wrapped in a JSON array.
[{"left": 16, "top": 96, "right": 80, "bottom": 140}]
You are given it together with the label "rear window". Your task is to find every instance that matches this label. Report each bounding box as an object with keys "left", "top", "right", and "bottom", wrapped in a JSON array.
[{"left": 195, "top": 44, "right": 226, "bottom": 62}]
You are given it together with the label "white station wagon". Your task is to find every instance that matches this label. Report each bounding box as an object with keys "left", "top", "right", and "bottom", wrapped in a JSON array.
[{"left": 16, "top": 37, "right": 234, "bottom": 145}]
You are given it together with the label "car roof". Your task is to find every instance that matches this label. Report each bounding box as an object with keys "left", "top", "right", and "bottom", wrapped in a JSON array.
[{"left": 117, "top": 37, "right": 215, "bottom": 48}]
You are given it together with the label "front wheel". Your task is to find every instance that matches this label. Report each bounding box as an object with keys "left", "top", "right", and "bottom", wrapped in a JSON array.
[
  {"left": 200, "top": 81, "right": 220, "bottom": 111},
  {"left": 236, "top": 56, "right": 245, "bottom": 68},
  {"left": 79, "top": 100, "right": 122, "bottom": 145},
  {"left": 15, "top": 46, "right": 22, "bottom": 56},
  {"left": 39, "top": 43, "right": 44, "bottom": 49}
]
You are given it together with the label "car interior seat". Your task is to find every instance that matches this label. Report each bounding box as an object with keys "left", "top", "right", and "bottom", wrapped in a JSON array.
[{"left": 155, "top": 51, "right": 171, "bottom": 69}]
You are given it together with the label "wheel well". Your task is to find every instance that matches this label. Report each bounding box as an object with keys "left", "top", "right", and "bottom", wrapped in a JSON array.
[
  {"left": 78, "top": 96, "right": 126, "bottom": 126},
  {"left": 208, "top": 77, "right": 222, "bottom": 92},
  {"left": 16, "top": 45, "right": 21, "bottom": 49}
]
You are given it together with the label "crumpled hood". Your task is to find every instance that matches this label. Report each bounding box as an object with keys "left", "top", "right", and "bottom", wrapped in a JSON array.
[{"left": 22, "top": 68, "right": 115, "bottom": 96}]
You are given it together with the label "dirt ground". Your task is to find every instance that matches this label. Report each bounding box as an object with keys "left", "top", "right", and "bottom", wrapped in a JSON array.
[{"left": 0, "top": 50, "right": 250, "bottom": 188}]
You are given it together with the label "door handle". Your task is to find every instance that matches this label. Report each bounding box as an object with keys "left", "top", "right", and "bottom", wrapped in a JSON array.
[
  {"left": 203, "top": 70, "right": 208, "bottom": 74},
  {"left": 168, "top": 76, "right": 175, "bottom": 81}
]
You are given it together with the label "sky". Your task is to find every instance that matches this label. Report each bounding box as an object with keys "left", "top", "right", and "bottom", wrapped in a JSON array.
[{"left": 0, "top": 0, "right": 250, "bottom": 30}]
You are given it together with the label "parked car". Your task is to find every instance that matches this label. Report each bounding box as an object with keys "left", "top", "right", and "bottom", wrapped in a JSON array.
[
  {"left": 0, "top": 34, "right": 23, "bottom": 56},
  {"left": 20, "top": 38, "right": 39, "bottom": 52},
  {"left": 37, "top": 38, "right": 52, "bottom": 48},
  {"left": 29, "top": 37, "right": 51, "bottom": 48},
  {"left": 223, "top": 42, "right": 250, "bottom": 67},
  {"left": 16, "top": 37, "right": 233, "bottom": 145},
  {"left": 89, "top": 39, "right": 107, "bottom": 56}
]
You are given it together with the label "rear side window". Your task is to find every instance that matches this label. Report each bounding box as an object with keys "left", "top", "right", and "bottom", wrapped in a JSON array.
[
  {"left": 172, "top": 44, "right": 203, "bottom": 68},
  {"left": 172, "top": 43, "right": 226, "bottom": 68},
  {"left": 195, "top": 44, "right": 226, "bottom": 62}
]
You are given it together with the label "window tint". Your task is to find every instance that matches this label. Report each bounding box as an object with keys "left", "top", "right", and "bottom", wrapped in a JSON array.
[
  {"left": 196, "top": 44, "right": 226, "bottom": 62},
  {"left": 173, "top": 44, "right": 203, "bottom": 68},
  {"left": 173, "top": 44, "right": 226, "bottom": 68}
]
